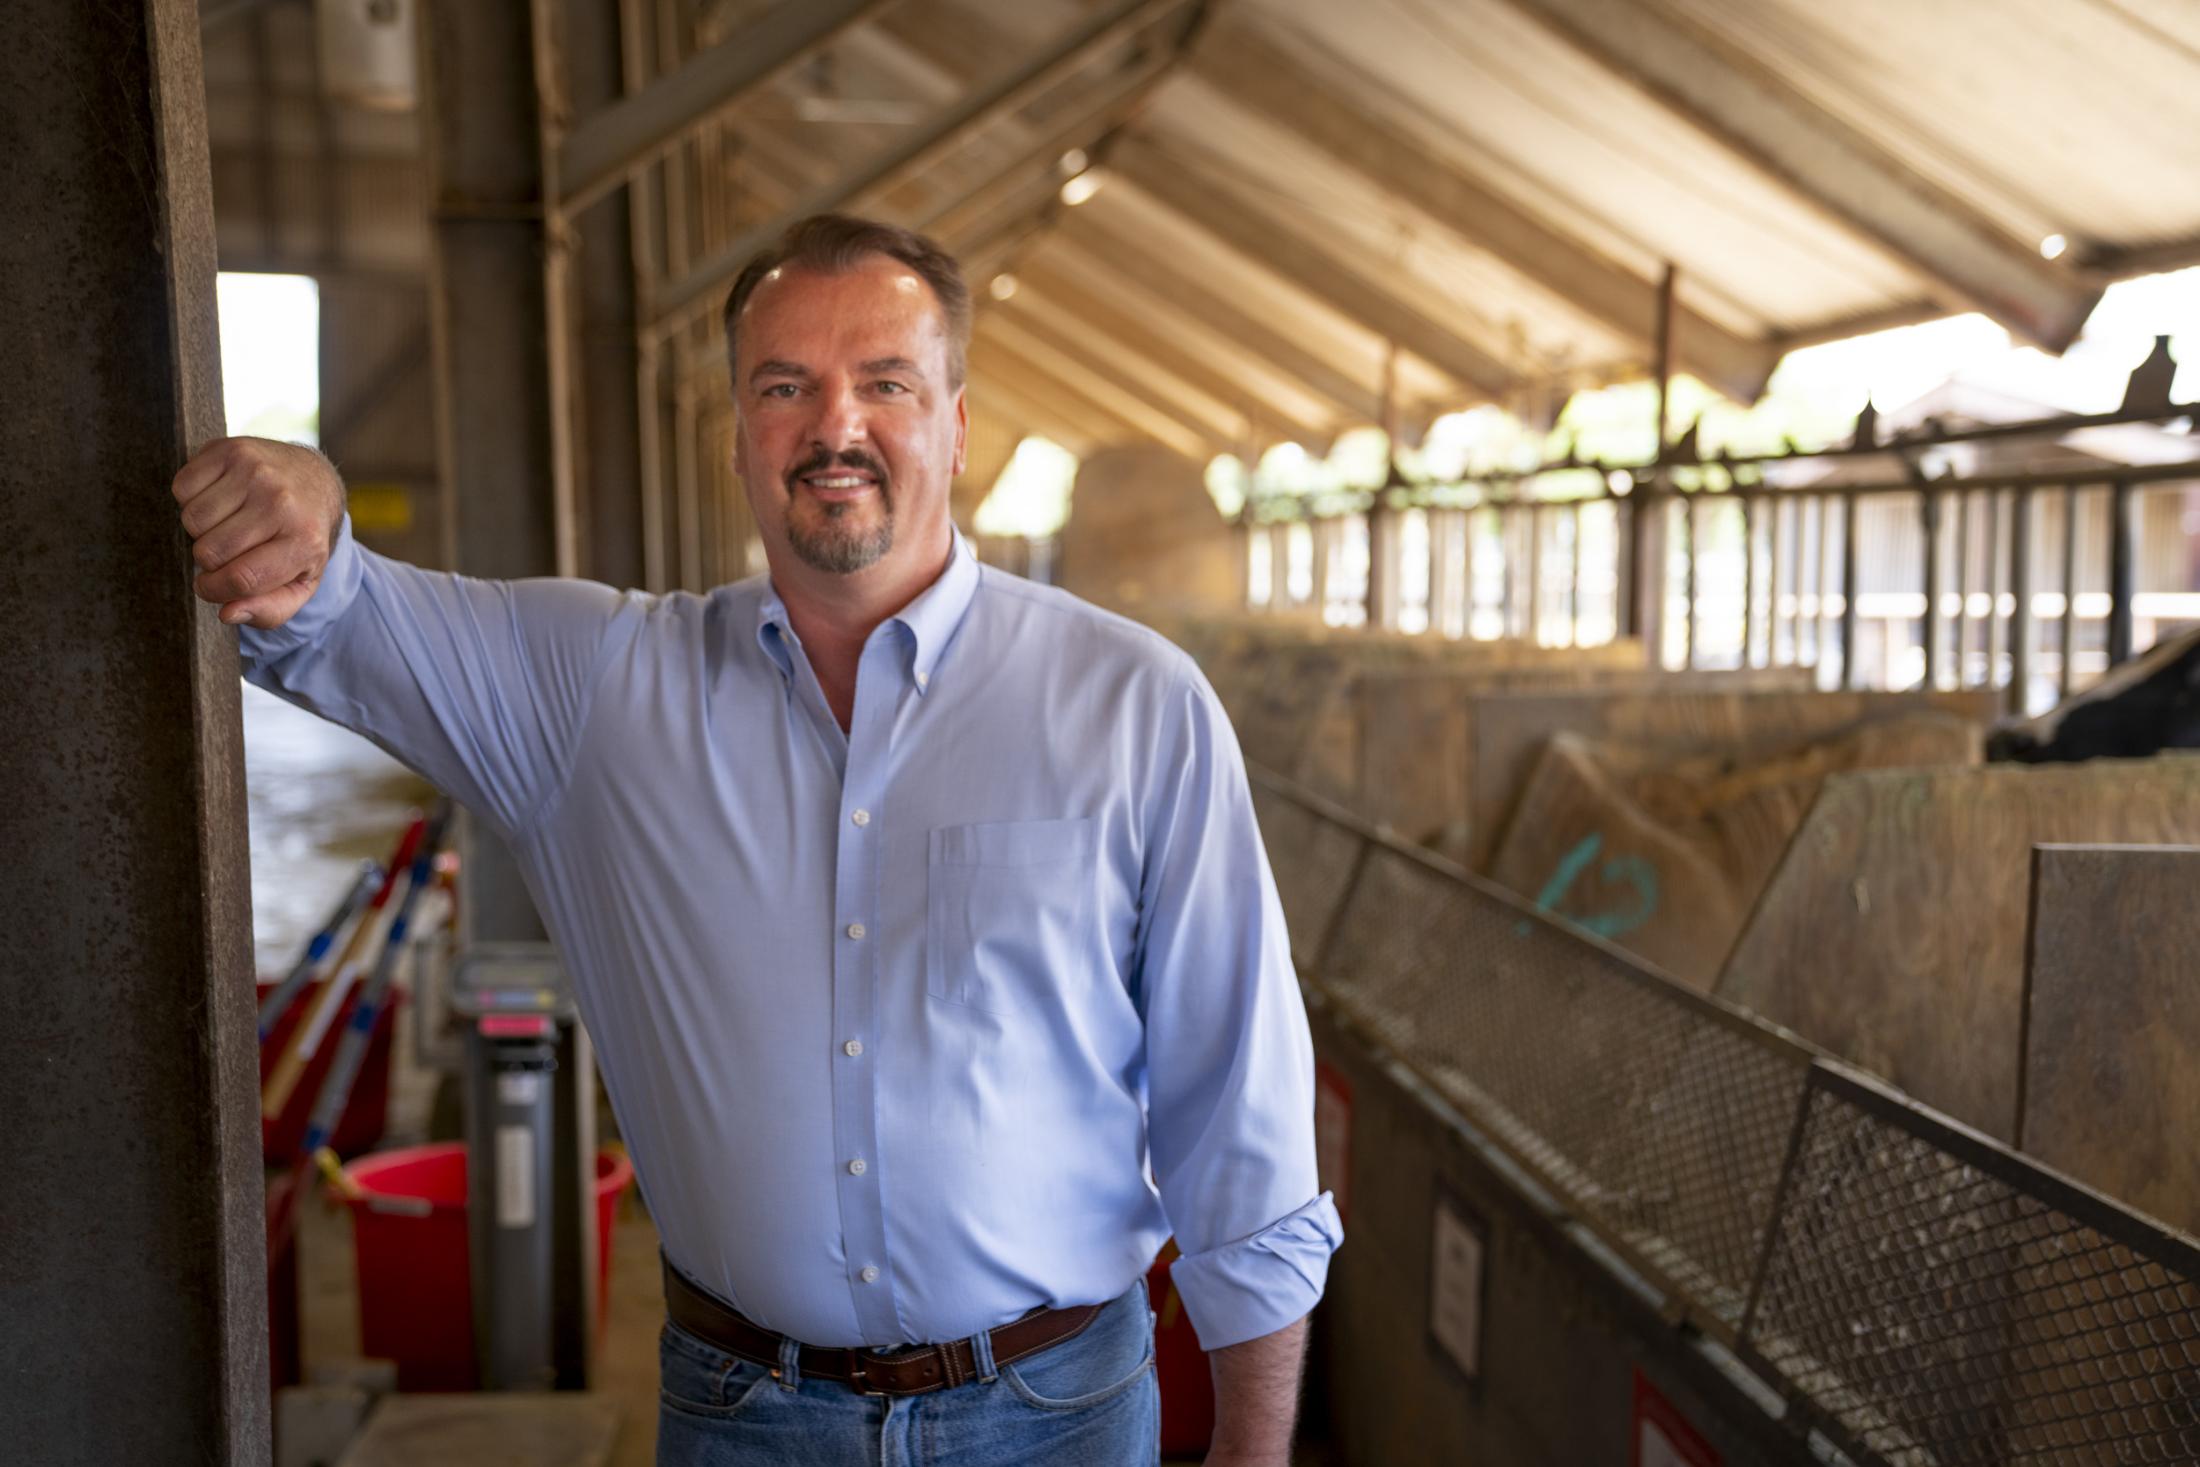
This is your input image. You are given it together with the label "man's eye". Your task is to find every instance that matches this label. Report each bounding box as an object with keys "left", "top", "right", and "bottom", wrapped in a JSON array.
[
  {"left": 762, "top": 383, "right": 798, "bottom": 399},
  {"left": 873, "top": 381, "right": 908, "bottom": 395}
]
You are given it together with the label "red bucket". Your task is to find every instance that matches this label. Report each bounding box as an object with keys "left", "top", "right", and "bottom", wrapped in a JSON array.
[{"left": 340, "top": 1141, "right": 634, "bottom": 1391}]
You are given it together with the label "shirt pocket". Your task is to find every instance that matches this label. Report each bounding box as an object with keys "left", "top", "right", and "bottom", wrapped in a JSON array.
[{"left": 926, "top": 818, "right": 1098, "bottom": 1016}]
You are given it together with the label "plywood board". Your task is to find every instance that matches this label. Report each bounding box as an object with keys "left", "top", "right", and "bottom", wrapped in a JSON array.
[
  {"left": 1715, "top": 758, "right": 2200, "bottom": 1141},
  {"left": 1486, "top": 712, "right": 1980, "bottom": 987},
  {"left": 1354, "top": 667, "right": 1816, "bottom": 862},
  {"left": 337, "top": 1393, "right": 620, "bottom": 1467},
  {"left": 1465, "top": 687, "right": 1995, "bottom": 869},
  {"left": 2020, "top": 843, "right": 2200, "bottom": 1235}
]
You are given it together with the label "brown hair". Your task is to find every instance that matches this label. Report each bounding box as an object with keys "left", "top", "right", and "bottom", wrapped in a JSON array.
[{"left": 722, "top": 213, "right": 972, "bottom": 390}]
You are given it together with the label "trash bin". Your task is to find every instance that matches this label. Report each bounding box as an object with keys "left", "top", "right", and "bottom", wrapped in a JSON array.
[{"left": 340, "top": 1142, "right": 634, "bottom": 1391}]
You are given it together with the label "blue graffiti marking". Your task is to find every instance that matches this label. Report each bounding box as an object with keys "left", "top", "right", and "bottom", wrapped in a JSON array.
[{"left": 1522, "top": 831, "right": 1660, "bottom": 940}]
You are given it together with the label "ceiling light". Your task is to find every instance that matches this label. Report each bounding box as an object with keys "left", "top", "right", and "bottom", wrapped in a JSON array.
[
  {"left": 2039, "top": 233, "right": 2068, "bottom": 260},
  {"left": 1057, "top": 148, "right": 1089, "bottom": 178},
  {"left": 1059, "top": 169, "right": 1104, "bottom": 207},
  {"left": 989, "top": 274, "right": 1019, "bottom": 302}
]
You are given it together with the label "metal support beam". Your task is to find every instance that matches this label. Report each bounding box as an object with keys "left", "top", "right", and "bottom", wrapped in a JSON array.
[
  {"left": 1113, "top": 136, "right": 1516, "bottom": 399},
  {"left": 3, "top": 2, "right": 268, "bottom": 1461},
  {"left": 1194, "top": 21, "right": 1778, "bottom": 402},
  {"left": 1014, "top": 263, "right": 1322, "bottom": 439},
  {"left": 1002, "top": 295, "right": 1248, "bottom": 442},
  {"left": 972, "top": 329, "right": 1218, "bottom": 461},
  {"left": 420, "top": 0, "right": 556, "bottom": 943},
  {"left": 562, "top": 0, "right": 648, "bottom": 590},
  {"left": 978, "top": 318, "right": 1229, "bottom": 460},
  {"left": 651, "top": 0, "right": 1182, "bottom": 332},
  {"left": 2107, "top": 479, "right": 2136, "bottom": 665},
  {"left": 1052, "top": 226, "right": 1382, "bottom": 425},
  {"left": 1501, "top": 0, "right": 2101, "bottom": 351},
  {"left": 555, "top": 0, "right": 892, "bottom": 216}
]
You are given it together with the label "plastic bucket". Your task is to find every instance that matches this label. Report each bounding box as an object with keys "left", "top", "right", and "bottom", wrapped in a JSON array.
[{"left": 341, "top": 1141, "right": 634, "bottom": 1391}]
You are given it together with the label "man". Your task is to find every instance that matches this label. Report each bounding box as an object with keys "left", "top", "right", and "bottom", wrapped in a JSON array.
[{"left": 175, "top": 214, "right": 1339, "bottom": 1466}]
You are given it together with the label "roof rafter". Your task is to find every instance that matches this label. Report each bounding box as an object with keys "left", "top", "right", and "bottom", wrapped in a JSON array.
[
  {"left": 554, "top": 0, "right": 895, "bottom": 217},
  {"left": 1009, "top": 263, "right": 1324, "bottom": 440},
  {"left": 1111, "top": 135, "right": 1517, "bottom": 399},
  {"left": 999, "top": 294, "right": 1253, "bottom": 443},
  {"left": 975, "top": 320, "right": 1226, "bottom": 461},
  {"left": 1500, "top": 0, "right": 2100, "bottom": 351},
  {"left": 647, "top": 0, "right": 1185, "bottom": 333},
  {"left": 1049, "top": 223, "right": 1385, "bottom": 426},
  {"left": 1191, "top": 21, "right": 1778, "bottom": 403}
]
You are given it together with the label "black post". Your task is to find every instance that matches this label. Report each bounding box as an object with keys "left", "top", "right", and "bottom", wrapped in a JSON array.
[
  {"left": 1840, "top": 493, "right": 1862, "bottom": 688},
  {"left": 2009, "top": 488, "right": 2035, "bottom": 715},
  {"left": 0, "top": 2, "right": 269, "bottom": 1461},
  {"left": 2059, "top": 486, "right": 2082, "bottom": 697},
  {"left": 2108, "top": 479, "right": 2136, "bottom": 666},
  {"left": 1920, "top": 489, "right": 1943, "bottom": 690}
]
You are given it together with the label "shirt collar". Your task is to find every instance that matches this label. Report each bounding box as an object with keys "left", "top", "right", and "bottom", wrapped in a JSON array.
[{"left": 754, "top": 529, "right": 980, "bottom": 695}]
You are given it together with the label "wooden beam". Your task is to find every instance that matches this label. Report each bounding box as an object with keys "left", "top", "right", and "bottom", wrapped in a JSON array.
[
  {"left": 1501, "top": 0, "right": 2101, "bottom": 352},
  {"left": 975, "top": 323, "right": 1224, "bottom": 460},
  {"left": 1112, "top": 135, "right": 1516, "bottom": 398},
  {"left": 1051, "top": 221, "right": 1383, "bottom": 424},
  {"left": 1192, "top": 22, "right": 1777, "bottom": 403},
  {"left": 648, "top": 0, "right": 1183, "bottom": 332},
  {"left": 1011, "top": 264, "right": 1323, "bottom": 439},
  {"left": 554, "top": 0, "right": 894, "bottom": 217}
]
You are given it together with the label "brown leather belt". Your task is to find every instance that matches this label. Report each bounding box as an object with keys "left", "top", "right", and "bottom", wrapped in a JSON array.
[{"left": 662, "top": 1259, "right": 1107, "bottom": 1397}]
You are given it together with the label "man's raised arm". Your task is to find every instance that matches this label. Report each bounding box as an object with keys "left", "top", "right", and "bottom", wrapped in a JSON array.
[{"left": 173, "top": 436, "right": 642, "bottom": 841}]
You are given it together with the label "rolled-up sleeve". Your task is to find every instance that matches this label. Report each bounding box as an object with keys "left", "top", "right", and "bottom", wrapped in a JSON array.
[
  {"left": 1135, "top": 665, "right": 1343, "bottom": 1350},
  {"left": 239, "top": 513, "right": 639, "bottom": 839}
]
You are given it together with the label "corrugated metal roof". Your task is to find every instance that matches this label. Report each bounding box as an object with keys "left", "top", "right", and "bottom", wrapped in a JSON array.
[{"left": 198, "top": 0, "right": 2200, "bottom": 460}]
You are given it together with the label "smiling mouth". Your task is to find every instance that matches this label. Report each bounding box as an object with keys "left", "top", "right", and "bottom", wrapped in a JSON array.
[{"left": 800, "top": 472, "right": 876, "bottom": 493}]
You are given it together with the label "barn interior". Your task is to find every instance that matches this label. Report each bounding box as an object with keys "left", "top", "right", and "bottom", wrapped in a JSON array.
[{"left": 8, "top": 0, "right": 2200, "bottom": 1464}]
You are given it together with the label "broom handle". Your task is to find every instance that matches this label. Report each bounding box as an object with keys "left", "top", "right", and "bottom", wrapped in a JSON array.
[
  {"left": 298, "top": 805, "right": 452, "bottom": 1158},
  {"left": 261, "top": 815, "right": 425, "bottom": 1121},
  {"left": 256, "top": 861, "right": 381, "bottom": 1041}
]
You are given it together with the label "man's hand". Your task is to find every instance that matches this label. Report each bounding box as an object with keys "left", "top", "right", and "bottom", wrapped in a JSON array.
[
  {"left": 173, "top": 437, "right": 346, "bottom": 630},
  {"left": 1205, "top": 1314, "right": 1310, "bottom": 1467}
]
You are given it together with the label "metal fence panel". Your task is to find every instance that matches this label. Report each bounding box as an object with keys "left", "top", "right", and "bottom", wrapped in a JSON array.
[{"left": 1740, "top": 1065, "right": 2200, "bottom": 1466}]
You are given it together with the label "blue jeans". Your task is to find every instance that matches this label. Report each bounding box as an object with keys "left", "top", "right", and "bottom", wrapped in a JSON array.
[{"left": 655, "top": 1280, "right": 1161, "bottom": 1466}]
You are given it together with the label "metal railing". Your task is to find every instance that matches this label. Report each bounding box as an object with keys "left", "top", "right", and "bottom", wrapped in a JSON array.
[
  {"left": 1259, "top": 765, "right": 2200, "bottom": 1464},
  {"left": 1240, "top": 343, "right": 2200, "bottom": 715}
]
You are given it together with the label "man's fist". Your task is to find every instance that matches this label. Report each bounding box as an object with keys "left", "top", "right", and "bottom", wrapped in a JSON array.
[{"left": 172, "top": 437, "right": 346, "bottom": 630}]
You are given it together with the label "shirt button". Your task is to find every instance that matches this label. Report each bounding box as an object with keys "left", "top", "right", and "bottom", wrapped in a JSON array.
[
  {"left": 844, "top": 1039, "right": 863, "bottom": 1057},
  {"left": 916, "top": 672, "right": 930, "bottom": 689},
  {"left": 846, "top": 922, "right": 866, "bottom": 941},
  {"left": 850, "top": 809, "right": 871, "bottom": 827},
  {"left": 859, "top": 1266, "right": 880, "bottom": 1284},
  {"left": 848, "top": 1158, "right": 868, "bottom": 1176}
]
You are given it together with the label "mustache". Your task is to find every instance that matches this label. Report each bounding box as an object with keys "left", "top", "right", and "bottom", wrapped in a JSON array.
[{"left": 784, "top": 447, "right": 890, "bottom": 494}]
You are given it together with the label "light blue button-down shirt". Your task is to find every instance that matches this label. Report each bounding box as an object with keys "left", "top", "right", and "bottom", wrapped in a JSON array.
[{"left": 242, "top": 518, "right": 1339, "bottom": 1351}]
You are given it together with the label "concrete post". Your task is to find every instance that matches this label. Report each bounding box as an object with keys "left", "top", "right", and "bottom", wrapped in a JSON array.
[
  {"left": 419, "top": 0, "right": 563, "bottom": 941},
  {"left": 0, "top": 3, "right": 269, "bottom": 1462}
]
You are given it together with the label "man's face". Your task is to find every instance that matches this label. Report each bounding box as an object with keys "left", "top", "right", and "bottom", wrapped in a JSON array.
[{"left": 731, "top": 257, "right": 967, "bottom": 584}]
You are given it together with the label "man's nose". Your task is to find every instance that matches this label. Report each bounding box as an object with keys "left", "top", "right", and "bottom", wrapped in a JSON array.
[{"left": 809, "top": 381, "right": 868, "bottom": 449}]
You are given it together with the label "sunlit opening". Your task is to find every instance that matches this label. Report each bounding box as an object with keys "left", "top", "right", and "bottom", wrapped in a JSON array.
[
  {"left": 973, "top": 436, "right": 1079, "bottom": 538},
  {"left": 218, "top": 272, "right": 320, "bottom": 444}
]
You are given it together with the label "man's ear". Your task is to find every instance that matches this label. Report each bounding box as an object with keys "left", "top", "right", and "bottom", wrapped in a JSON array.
[{"left": 952, "top": 387, "right": 969, "bottom": 477}]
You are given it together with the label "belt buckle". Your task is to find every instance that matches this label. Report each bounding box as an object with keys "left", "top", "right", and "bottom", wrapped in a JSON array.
[{"left": 846, "top": 1353, "right": 876, "bottom": 1397}]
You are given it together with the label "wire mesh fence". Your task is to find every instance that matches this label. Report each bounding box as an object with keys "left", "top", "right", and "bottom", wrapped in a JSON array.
[{"left": 1256, "top": 765, "right": 2200, "bottom": 1462}]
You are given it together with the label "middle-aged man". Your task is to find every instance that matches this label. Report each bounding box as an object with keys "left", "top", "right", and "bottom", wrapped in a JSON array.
[{"left": 174, "top": 214, "right": 1340, "bottom": 1466}]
